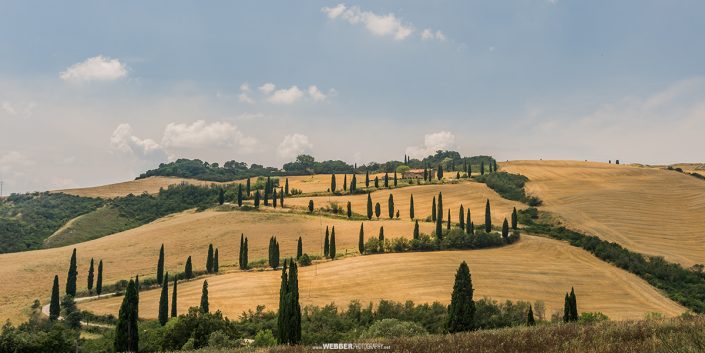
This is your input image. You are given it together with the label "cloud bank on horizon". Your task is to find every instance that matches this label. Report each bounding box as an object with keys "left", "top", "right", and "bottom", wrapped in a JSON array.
[{"left": 1, "top": 1, "right": 704, "bottom": 194}]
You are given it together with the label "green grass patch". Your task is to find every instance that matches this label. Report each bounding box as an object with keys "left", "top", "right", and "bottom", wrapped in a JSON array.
[{"left": 44, "top": 206, "right": 142, "bottom": 248}]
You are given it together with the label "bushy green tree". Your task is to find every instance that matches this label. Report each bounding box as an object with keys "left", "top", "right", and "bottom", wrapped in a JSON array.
[
  {"left": 114, "top": 279, "right": 139, "bottom": 352},
  {"left": 447, "top": 261, "right": 475, "bottom": 332}
]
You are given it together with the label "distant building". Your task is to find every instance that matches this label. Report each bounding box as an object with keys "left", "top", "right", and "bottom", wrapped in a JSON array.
[{"left": 402, "top": 169, "right": 425, "bottom": 179}]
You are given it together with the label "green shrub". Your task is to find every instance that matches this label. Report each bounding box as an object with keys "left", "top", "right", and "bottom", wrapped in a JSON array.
[
  {"left": 361, "top": 318, "right": 428, "bottom": 339},
  {"left": 579, "top": 312, "right": 609, "bottom": 323},
  {"left": 253, "top": 329, "right": 277, "bottom": 347},
  {"left": 299, "top": 253, "right": 312, "bottom": 266}
]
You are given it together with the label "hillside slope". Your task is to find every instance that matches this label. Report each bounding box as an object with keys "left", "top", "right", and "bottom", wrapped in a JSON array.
[
  {"left": 501, "top": 160, "right": 705, "bottom": 267},
  {"left": 79, "top": 234, "right": 684, "bottom": 321}
]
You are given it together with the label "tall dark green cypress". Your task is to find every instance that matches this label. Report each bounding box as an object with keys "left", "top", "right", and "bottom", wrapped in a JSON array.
[
  {"left": 308, "top": 199, "right": 314, "bottom": 213},
  {"left": 563, "top": 293, "right": 571, "bottom": 323},
  {"left": 157, "top": 244, "right": 165, "bottom": 285},
  {"left": 66, "top": 248, "right": 77, "bottom": 297},
  {"left": 468, "top": 164, "right": 472, "bottom": 177},
  {"left": 466, "top": 209, "right": 472, "bottom": 234},
  {"left": 273, "top": 239, "right": 280, "bottom": 268},
  {"left": 350, "top": 174, "right": 357, "bottom": 193},
  {"left": 437, "top": 165, "right": 444, "bottom": 180},
  {"left": 502, "top": 218, "right": 509, "bottom": 241},
  {"left": 277, "top": 261, "right": 289, "bottom": 344},
  {"left": 206, "top": 243, "right": 214, "bottom": 273},
  {"left": 297, "top": 237, "right": 303, "bottom": 259},
  {"left": 413, "top": 220, "right": 420, "bottom": 240},
  {"left": 375, "top": 202, "right": 381, "bottom": 219},
  {"left": 527, "top": 305, "right": 535, "bottom": 326},
  {"left": 171, "top": 277, "right": 177, "bottom": 317},
  {"left": 347, "top": 201, "right": 352, "bottom": 218},
  {"left": 272, "top": 188, "right": 278, "bottom": 208},
  {"left": 237, "top": 184, "right": 243, "bottom": 207},
  {"left": 114, "top": 279, "right": 138, "bottom": 353},
  {"left": 158, "top": 272, "right": 169, "bottom": 326},
  {"left": 447, "top": 209, "right": 451, "bottom": 230},
  {"left": 459, "top": 205, "right": 465, "bottom": 230},
  {"left": 447, "top": 261, "right": 475, "bottom": 332},
  {"left": 484, "top": 199, "right": 492, "bottom": 233},
  {"left": 87, "top": 258, "right": 95, "bottom": 295},
  {"left": 213, "top": 248, "right": 219, "bottom": 273},
  {"left": 324, "top": 226, "right": 330, "bottom": 258},
  {"left": 367, "top": 193, "right": 373, "bottom": 220},
  {"left": 432, "top": 196, "right": 437, "bottom": 222},
  {"left": 96, "top": 260, "right": 103, "bottom": 295},
  {"left": 374, "top": 176, "right": 379, "bottom": 188},
  {"left": 569, "top": 287, "right": 578, "bottom": 321},
  {"left": 185, "top": 256, "right": 193, "bottom": 279},
  {"left": 280, "top": 188, "right": 284, "bottom": 208},
  {"left": 511, "top": 207, "right": 518, "bottom": 230},
  {"left": 285, "top": 178, "right": 289, "bottom": 195},
  {"left": 388, "top": 194, "right": 394, "bottom": 219},
  {"left": 239, "top": 234, "right": 245, "bottom": 269},
  {"left": 287, "top": 260, "right": 302, "bottom": 344},
  {"left": 409, "top": 194, "right": 415, "bottom": 220},
  {"left": 49, "top": 275, "right": 60, "bottom": 321},
  {"left": 243, "top": 238, "right": 249, "bottom": 269},
  {"left": 200, "top": 280, "right": 209, "bottom": 313},
  {"left": 393, "top": 172, "right": 398, "bottom": 187},
  {"left": 436, "top": 218, "right": 443, "bottom": 240},
  {"left": 365, "top": 170, "right": 370, "bottom": 188},
  {"left": 331, "top": 173, "right": 337, "bottom": 193},
  {"left": 343, "top": 174, "right": 347, "bottom": 191},
  {"left": 437, "top": 192, "right": 443, "bottom": 223},
  {"left": 246, "top": 178, "right": 251, "bottom": 196},
  {"left": 384, "top": 172, "right": 389, "bottom": 188},
  {"left": 264, "top": 187, "right": 270, "bottom": 206},
  {"left": 358, "top": 223, "right": 365, "bottom": 254},
  {"left": 218, "top": 188, "right": 225, "bottom": 205},
  {"left": 329, "top": 226, "right": 336, "bottom": 260},
  {"left": 480, "top": 161, "right": 485, "bottom": 175},
  {"left": 254, "top": 190, "right": 260, "bottom": 207}
]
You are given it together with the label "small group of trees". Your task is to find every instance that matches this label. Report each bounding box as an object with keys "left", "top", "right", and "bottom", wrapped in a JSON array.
[
  {"left": 269, "top": 236, "right": 280, "bottom": 269},
  {"left": 323, "top": 226, "right": 337, "bottom": 259},
  {"left": 206, "top": 244, "right": 219, "bottom": 274},
  {"left": 50, "top": 249, "right": 104, "bottom": 321},
  {"left": 563, "top": 288, "right": 579, "bottom": 322},
  {"left": 277, "top": 260, "right": 302, "bottom": 344}
]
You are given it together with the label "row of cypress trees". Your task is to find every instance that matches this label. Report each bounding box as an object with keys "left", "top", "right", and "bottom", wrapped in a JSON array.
[
  {"left": 50, "top": 249, "right": 104, "bottom": 321},
  {"left": 323, "top": 226, "right": 337, "bottom": 259},
  {"left": 269, "top": 236, "right": 280, "bottom": 269}
]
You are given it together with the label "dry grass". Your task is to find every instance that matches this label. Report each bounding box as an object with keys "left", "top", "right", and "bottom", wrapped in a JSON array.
[
  {"left": 286, "top": 181, "right": 521, "bottom": 225},
  {"left": 501, "top": 160, "right": 705, "bottom": 267},
  {"left": 0, "top": 209, "right": 430, "bottom": 323},
  {"left": 79, "top": 234, "right": 684, "bottom": 321}
]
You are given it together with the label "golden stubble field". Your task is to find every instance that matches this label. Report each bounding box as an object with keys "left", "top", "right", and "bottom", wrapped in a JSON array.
[
  {"left": 501, "top": 160, "right": 705, "bottom": 267},
  {"left": 0, "top": 209, "right": 430, "bottom": 323},
  {"left": 79, "top": 235, "right": 685, "bottom": 321},
  {"left": 286, "top": 181, "right": 521, "bottom": 225}
]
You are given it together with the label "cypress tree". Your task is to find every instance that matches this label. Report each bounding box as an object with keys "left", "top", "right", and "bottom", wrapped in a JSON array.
[
  {"left": 456, "top": 171, "right": 460, "bottom": 179},
  {"left": 375, "top": 202, "right": 381, "bottom": 219},
  {"left": 378, "top": 226, "right": 385, "bottom": 252},
  {"left": 481, "top": 161, "right": 485, "bottom": 175},
  {"left": 280, "top": 187, "right": 284, "bottom": 207},
  {"left": 277, "top": 261, "right": 289, "bottom": 344},
  {"left": 343, "top": 174, "right": 347, "bottom": 191},
  {"left": 347, "top": 201, "right": 352, "bottom": 218},
  {"left": 447, "top": 261, "right": 475, "bottom": 333},
  {"left": 254, "top": 191, "right": 260, "bottom": 207},
  {"left": 365, "top": 170, "right": 370, "bottom": 187},
  {"left": 432, "top": 196, "right": 437, "bottom": 222},
  {"left": 66, "top": 248, "right": 77, "bottom": 297},
  {"left": 502, "top": 218, "right": 509, "bottom": 241},
  {"left": 350, "top": 174, "right": 357, "bottom": 193},
  {"left": 331, "top": 173, "right": 336, "bottom": 193},
  {"left": 237, "top": 184, "right": 243, "bottom": 207},
  {"left": 157, "top": 244, "right": 165, "bottom": 285},
  {"left": 288, "top": 261, "right": 302, "bottom": 344},
  {"left": 239, "top": 234, "right": 245, "bottom": 269},
  {"left": 185, "top": 256, "right": 193, "bottom": 279},
  {"left": 171, "top": 277, "right": 177, "bottom": 317},
  {"left": 246, "top": 177, "right": 251, "bottom": 196},
  {"left": 468, "top": 164, "right": 472, "bottom": 177},
  {"left": 466, "top": 209, "right": 472, "bottom": 234},
  {"left": 285, "top": 178, "right": 289, "bottom": 195},
  {"left": 409, "top": 194, "right": 415, "bottom": 220},
  {"left": 563, "top": 293, "right": 571, "bottom": 323},
  {"left": 436, "top": 218, "right": 443, "bottom": 240},
  {"left": 394, "top": 172, "right": 398, "bottom": 186},
  {"left": 358, "top": 223, "right": 365, "bottom": 254},
  {"left": 49, "top": 275, "right": 60, "bottom": 321},
  {"left": 273, "top": 239, "right": 280, "bottom": 268},
  {"left": 324, "top": 227, "right": 330, "bottom": 258},
  {"left": 308, "top": 199, "right": 314, "bottom": 213},
  {"left": 570, "top": 287, "right": 578, "bottom": 321},
  {"left": 329, "top": 226, "right": 336, "bottom": 260},
  {"left": 511, "top": 207, "right": 518, "bottom": 230},
  {"left": 437, "top": 192, "right": 443, "bottom": 223},
  {"left": 214, "top": 248, "right": 219, "bottom": 273},
  {"left": 484, "top": 199, "right": 492, "bottom": 233},
  {"left": 114, "top": 279, "right": 139, "bottom": 353},
  {"left": 437, "top": 165, "right": 443, "bottom": 180},
  {"left": 96, "top": 260, "right": 103, "bottom": 295},
  {"left": 469, "top": 222, "right": 475, "bottom": 235},
  {"left": 423, "top": 168, "right": 428, "bottom": 181},
  {"left": 272, "top": 188, "right": 278, "bottom": 208},
  {"left": 384, "top": 172, "right": 389, "bottom": 188},
  {"left": 297, "top": 237, "right": 303, "bottom": 259},
  {"left": 200, "top": 280, "right": 209, "bottom": 313},
  {"left": 158, "top": 272, "right": 169, "bottom": 326},
  {"left": 218, "top": 188, "right": 225, "bottom": 205},
  {"left": 494, "top": 160, "right": 498, "bottom": 172},
  {"left": 87, "top": 258, "right": 95, "bottom": 295},
  {"left": 388, "top": 194, "right": 394, "bottom": 219},
  {"left": 527, "top": 305, "right": 535, "bottom": 326},
  {"left": 447, "top": 209, "right": 451, "bottom": 230},
  {"left": 459, "top": 205, "right": 465, "bottom": 230},
  {"left": 367, "top": 193, "right": 373, "bottom": 220},
  {"left": 374, "top": 176, "right": 379, "bottom": 188},
  {"left": 269, "top": 237, "right": 275, "bottom": 267},
  {"left": 243, "top": 238, "right": 249, "bottom": 269},
  {"left": 264, "top": 188, "right": 270, "bottom": 206},
  {"left": 413, "top": 220, "right": 420, "bottom": 240},
  {"left": 206, "top": 244, "right": 214, "bottom": 273}
]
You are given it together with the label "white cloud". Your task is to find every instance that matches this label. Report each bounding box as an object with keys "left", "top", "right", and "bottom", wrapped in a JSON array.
[
  {"left": 60, "top": 55, "right": 128, "bottom": 82},
  {"left": 1, "top": 101, "right": 36, "bottom": 117},
  {"left": 110, "top": 123, "right": 167, "bottom": 161},
  {"left": 238, "top": 93, "right": 254, "bottom": 104},
  {"left": 268, "top": 86, "right": 305, "bottom": 104},
  {"left": 277, "top": 133, "right": 313, "bottom": 159},
  {"left": 259, "top": 83, "right": 276, "bottom": 95},
  {"left": 421, "top": 28, "right": 446, "bottom": 42},
  {"left": 240, "top": 82, "right": 251, "bottom": 92},
  {"left": 405, "top": 131, "right": 456, "bottom": 159},
  {"left": 161, "top": 120, "right": 257, "bottom": 151},
  {"left": 322, "top": 4, "right": 414, "bottom": 40},
  {"left": 307, "top": 85, "right": 327, "bottom": 102}
]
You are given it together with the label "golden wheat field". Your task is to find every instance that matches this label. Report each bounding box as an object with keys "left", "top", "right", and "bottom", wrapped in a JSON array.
[
  {"left": 501, "top": 160, "right": 705, "bottom": 267},
  {"left": 286, "top": 181, "right": 521, "bottom": 225},
  {"left": 0, "top": 209, "right": 430, "bottom": 322},
  {"left": 79, "top": 234, "right": 684, "bottom": 321}
]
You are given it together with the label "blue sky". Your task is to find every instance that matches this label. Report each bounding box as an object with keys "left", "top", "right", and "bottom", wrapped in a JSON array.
[{"left": 1, "top": 1, "right": 704, "bottom": 193}]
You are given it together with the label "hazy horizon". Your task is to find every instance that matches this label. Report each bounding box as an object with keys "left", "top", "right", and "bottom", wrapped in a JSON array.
[{"left": 2, "top": 1, "right": 704, "bottom": 194}]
